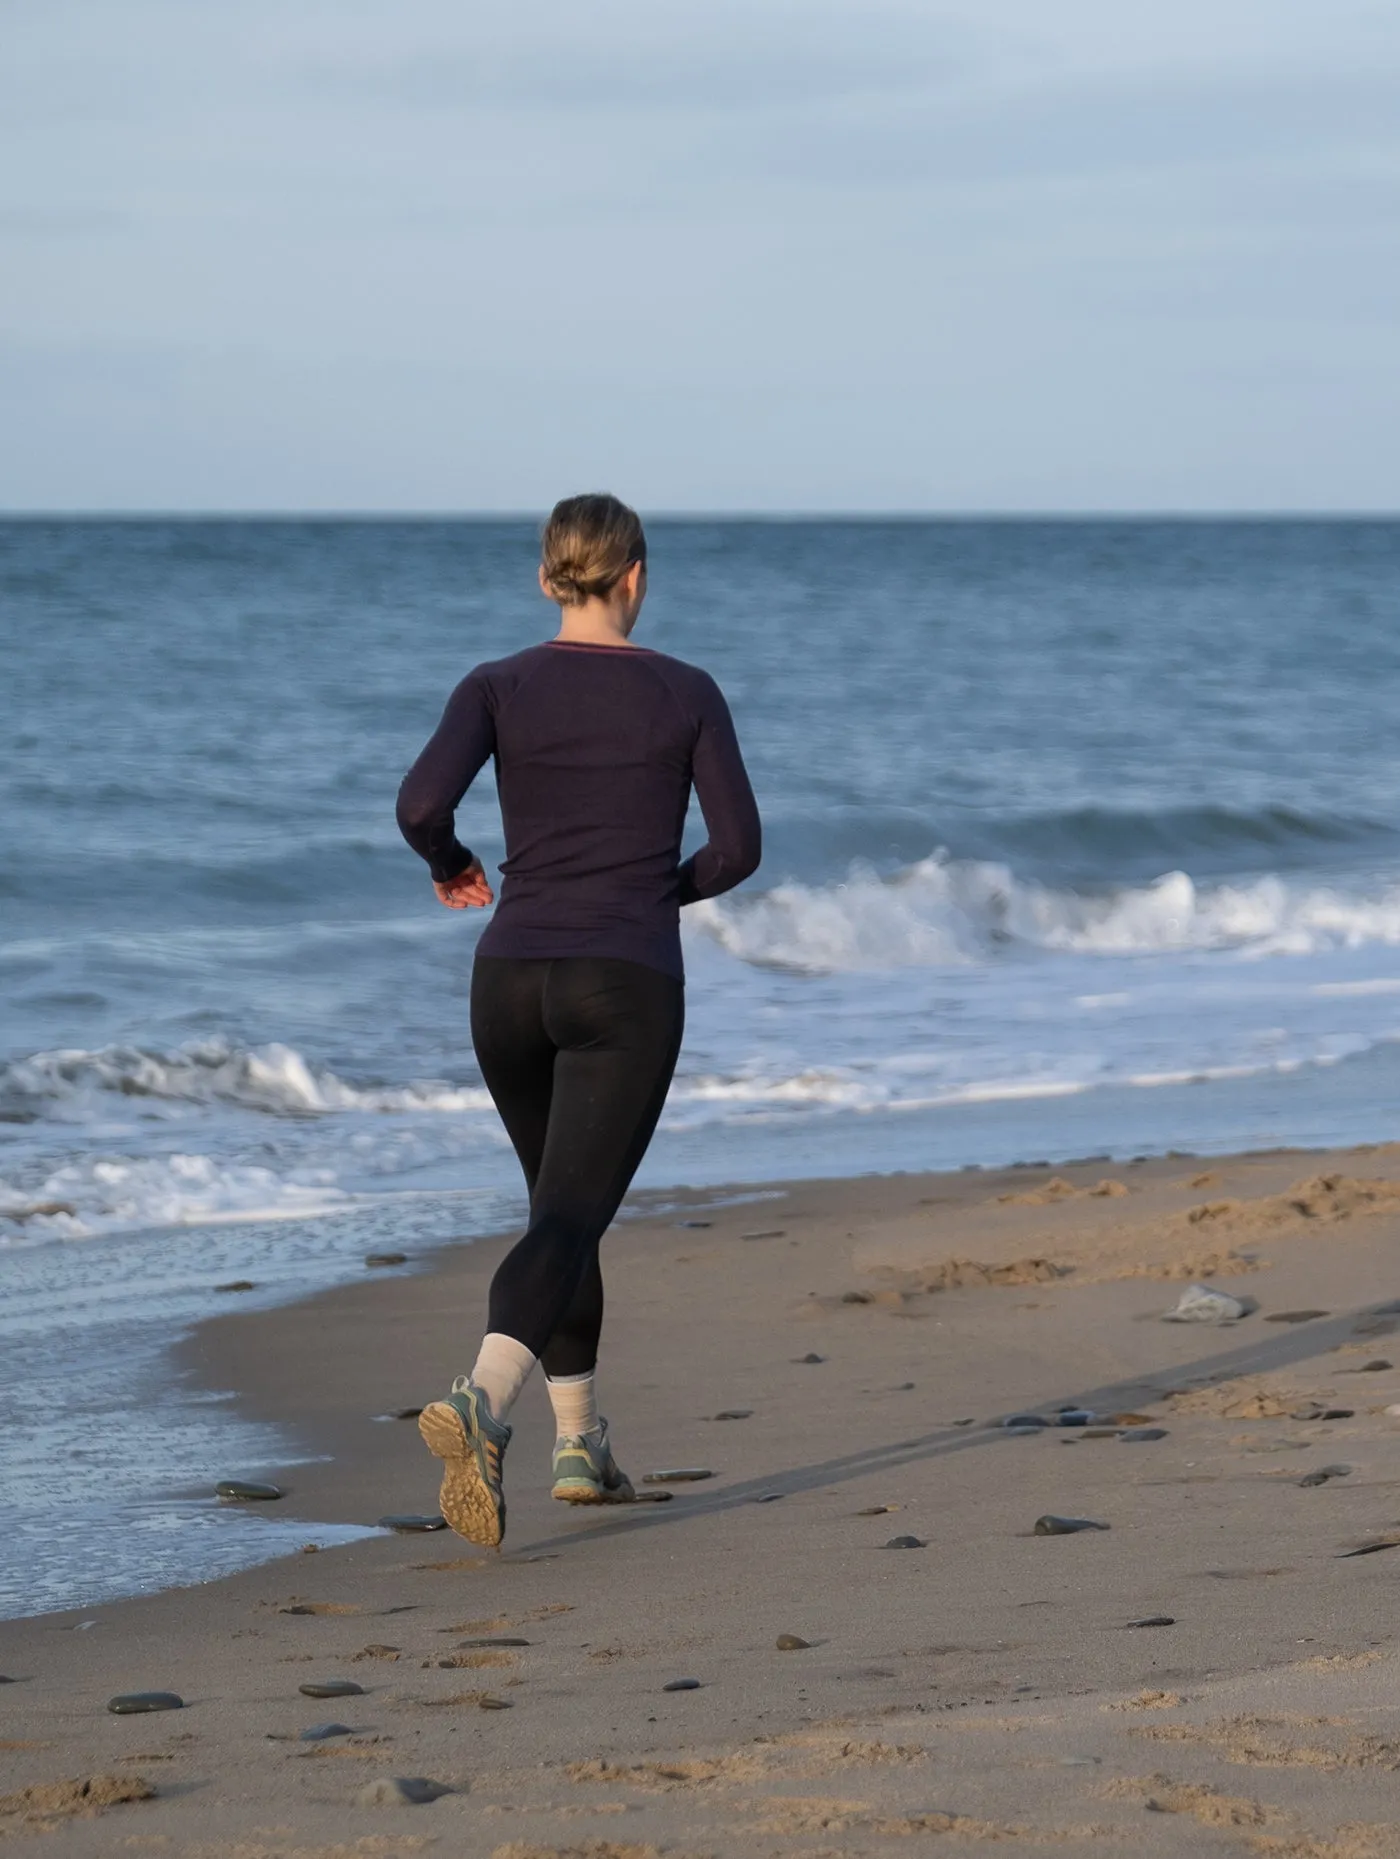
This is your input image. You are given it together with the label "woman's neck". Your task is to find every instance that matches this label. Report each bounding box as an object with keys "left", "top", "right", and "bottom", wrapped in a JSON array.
[{"left": 553, "top": 599, "right": 635, "bottom": 647}]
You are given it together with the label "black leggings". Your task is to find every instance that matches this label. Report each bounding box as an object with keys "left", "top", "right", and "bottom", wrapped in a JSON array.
[{"left": 470, "top": 955, "right": 685, "bottom": 1377}]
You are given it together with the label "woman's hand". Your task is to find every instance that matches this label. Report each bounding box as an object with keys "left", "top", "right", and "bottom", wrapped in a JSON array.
[{"left": 433, "top": 858, "right": 494, "bottom": 910}]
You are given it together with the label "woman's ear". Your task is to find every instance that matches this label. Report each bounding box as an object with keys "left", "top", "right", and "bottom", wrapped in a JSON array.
[{"left": 538, "top": 563, "right": 553, "bottom": 601}]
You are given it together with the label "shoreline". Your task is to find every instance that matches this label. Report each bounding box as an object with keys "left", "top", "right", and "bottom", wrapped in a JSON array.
[{"left": 6, "top": 1139, "right": 1400, "bottom": 1852}]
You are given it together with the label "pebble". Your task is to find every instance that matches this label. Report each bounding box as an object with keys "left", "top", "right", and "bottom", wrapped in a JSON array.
[
  {"left": 358, "top": 1777, "right": 450, "bottom": 1807},
  {"left": 842, "top": 1290, "right": 873, "bottom": 1304},
  {"left": 857, "top": 1504, "right": 898, "bottom": 1516},
  {"left": 676, "top": 1219, "right": 712, "bottom": 1228},
  {"left": 0, "top": 1676, "right": 13, "bottom": 1684},
  {"left": 742, "top": 1229, "right": 786, "bottom": 1240},
  {"left": 215, "top": 1280, "right": 256, "bottom": 1293},
  {"left": 1055, "top": 1410, "right": 1097, "bottom": 1427},
  {"left": 796, "top": 1353, "right": 826, "bottom": 1364},
  {"left": 1359, "top": 1359, "right": 1393, "bottom": 1372},
  {"left": 300, "top": 1680, "right": 364, "bottom": 1699},
  {"left": 301, "top": 1721, "right": 353, "bottom": 1740},
  {"left": 1033, "top": 1515, "right": 1110, "bottom": 1535},
  {"left": 216, "top": 1480, "right": 282, "bottom": 1501},
  {"left": 662, "top": 1678, "right": 701, "bottom": 1691},
  {"left": 1125, "top": 1615, "right": 1176, "bottom": 1629},
  {"left": 711, "top": 1410, "right": 753, "bottom": 1421},
  {"left": 885, "top": 1534, "right": 927, "bottom": 1549},
  {"left": 1161, "top": 1283, "right": 1248, "bottom": 1324},
  {"left": 775, "top": 1634, "right": 810, "bottom": 1650},
  {"left": 108, "top": 1692, "right": 183, "bottom": 1714},
  {"left": 1120, "top": 1427, "right": 1169, "bottom": 1442},
  {"left": 364, "top": 1252, "right": 407, "bottom": 1268},
  {"left": 1298, "top": 1464, "right": 1353, "bottom": 1487},
  {"left": 478, "top": 1695, "right": 512, "bottom": 1709},
  {"left": 453, "top": 1637, "right": 530, "bottom": 1648},
  {"left": 1291, "top": 1404, "right": 1353, "bottom": 1421},
  {"left": 642, "top": 1468, "right": 713, "bottom": 1483},
  {"left": 378, "top": 1515, "right": 447, "bottom": 1532},
  {"left": 1266, "top": 1309, "right": 1330, "bottom": 1323},
  {"left": 754, "top": 1492, "right": 784, "bottom": 1503}
]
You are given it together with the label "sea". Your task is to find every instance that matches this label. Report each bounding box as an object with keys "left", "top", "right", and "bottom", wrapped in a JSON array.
[{"left": 4, "top": 516, "right": 1400, "bottom": 1618}]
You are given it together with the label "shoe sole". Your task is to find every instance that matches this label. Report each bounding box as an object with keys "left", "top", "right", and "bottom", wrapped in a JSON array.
[
  {"left": 551, "top": 1477, "right": 636, "bottom": 1506},
  {"left": 418, "top": 1400, "right": 504, "bottom": 1547}
]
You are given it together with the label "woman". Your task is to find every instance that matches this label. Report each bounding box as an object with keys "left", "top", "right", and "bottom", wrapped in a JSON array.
[{"left": 396, "top": 493, "right": 761, "bottom": 1547}]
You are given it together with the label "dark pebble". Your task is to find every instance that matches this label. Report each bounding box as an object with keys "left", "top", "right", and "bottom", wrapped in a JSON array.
[
  {"left": 215, "top": 1280, "right": 256, "bottom": 1293},
  {"left": 711, "top": 1410, "right": 753, "bottom": 1421},
  {"left": 1126, "top": 1615, "right": 1175, "bottom": 1629},
  {"left": 453, "top": 1637, "right": 530, "bottom": 1648},
  {"left": 365, "top": 1252, "right": 407, "bottom": 1268},
  {"left": 642, "top": 1468, "right": 713, "bottom": 1483},
  {"left": 216, "top": 1480, "right": 282, "bottom": 1501},
  {"left": 301, "top": 1721, "right": 353, "bottom": 1740},
  {"left": 842, "top": 1290, "right": 873, "bottom": 1304},
  {"left": 1360, "top": 1359, "right": 1393, "bottom": 1372},
  {"left": 775, "top": 1634, "right": 810, "bottom": 1650},
  {"left": 378, "top": 1515, "right": 447, "bottom": 1532},
  {"left": 1034, "top": 1515, "right": 1110, "bottom": 1535},
  {"left": 1265, "top": 1309, "right": 1330, "bottom": 1323},
  {"left": 1121, "top": 1428, "right": 1169, "bottom": 1442},
  {"left": 0, "top": 1676, "right": 13, "bottom": 1684},
  {"left": 742, "top": 1229, "right": 786, "bottom": 1240},
  {"left": 108, "top": 1691, "right": 183, "bottom": 1714},
  {"left": 885, "top": 1534, "right": 926, "bottom": 1549},
  {"left": 478, "top": 1695, "right": 513, "bottom": 1709},
  {"left": 1338, "top": 1536, "right": 1400, "bottom": 1558},
  {"left": 300, "top": 1680, "right": 365, "bottom": 1699},
  {"left": 1055, "top": 1411, "right": 1097, "bottom": 1427},
  {"left": 1299, "top": 1464, "right": 1353, "bottom": 1488},
  {"left": 662, "top": 1678, "right": 701, "bottom": 1691},
  {"left": 795, "top": 1353, "right": 826, "bottom": 1364},
  {"left": 856, "top": 1505, "right": 897, "bottom": 1516},
  {"left": 358, "top": 1777, "right": 451, "bottom": 1807},
  {"left": 1002, "top": 1415, "right": 1049, "bottom": 1429},
  {"left": 676, "top": 1219, "right": 712, "bottom": 1228}
]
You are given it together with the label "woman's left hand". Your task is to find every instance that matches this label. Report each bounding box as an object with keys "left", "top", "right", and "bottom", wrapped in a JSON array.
[{"left": 433, "top": 858, "right": 494, "bottom": 909}]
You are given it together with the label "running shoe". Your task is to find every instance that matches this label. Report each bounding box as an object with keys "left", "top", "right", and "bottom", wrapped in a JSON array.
[
  {"left": 417, "top": 1377, "right": 511, "bottom": 1547},
  {"left": 551, "top": 1419, "right": 635, "bottom": 1505}
]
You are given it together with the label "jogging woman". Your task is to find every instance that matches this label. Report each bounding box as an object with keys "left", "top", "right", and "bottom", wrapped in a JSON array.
[{"left": 396, "top": 494, "right": 761, "bottom": 1547}]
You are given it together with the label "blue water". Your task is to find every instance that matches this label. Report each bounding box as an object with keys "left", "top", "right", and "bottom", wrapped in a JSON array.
[{"left": 5, "top": 516, "right": 1400, "bottom": 1615}]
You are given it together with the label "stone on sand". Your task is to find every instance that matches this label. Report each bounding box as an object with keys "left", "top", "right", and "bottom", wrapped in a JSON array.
[
  {"left": 358, "top": 1776, "right": 451, "bottom": 1806},
  {"left": 107, "top": 1692, "right": 183, "bottom": 1714}
]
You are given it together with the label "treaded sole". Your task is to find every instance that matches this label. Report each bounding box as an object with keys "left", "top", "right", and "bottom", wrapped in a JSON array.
[
  {"left": 551, "top": 1477, "right": 636, "bottom": 1506},
  {"left": 418, "top": 1400, "right": 504, "bottom": 1547}
]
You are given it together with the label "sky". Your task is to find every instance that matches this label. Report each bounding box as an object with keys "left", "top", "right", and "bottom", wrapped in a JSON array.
[{"left": 3, "top": 0, "right": 1398, "bottom": 512}]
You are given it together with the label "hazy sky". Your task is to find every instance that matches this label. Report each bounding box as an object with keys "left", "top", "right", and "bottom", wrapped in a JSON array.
[{"left": 4, "top": 1, "right": 1398, "bottom": 510}]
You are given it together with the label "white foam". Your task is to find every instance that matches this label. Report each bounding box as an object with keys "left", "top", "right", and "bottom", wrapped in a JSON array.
[
  {"left": 690, "top": 856, "right": 1400, "bottom": 973},
  {"left": 0, "top": 1040, "right": 493, "bottom": 1119}
]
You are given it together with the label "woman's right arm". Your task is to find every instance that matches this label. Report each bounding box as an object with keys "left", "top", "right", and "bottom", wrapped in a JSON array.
[
  {"left": 396, "top": 670, "right": 496, "bottom": 886},
  {"left": 678, "top": 675, "right": 762, "bottom": 904}
]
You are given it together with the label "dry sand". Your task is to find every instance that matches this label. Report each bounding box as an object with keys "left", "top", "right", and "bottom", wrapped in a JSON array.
[{"left": 6, "top": 1145, "right": 1400, "bottom": 1855}]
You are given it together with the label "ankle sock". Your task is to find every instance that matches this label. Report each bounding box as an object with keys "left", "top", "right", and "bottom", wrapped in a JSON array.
[
  {"left": 465, "top": 1332, "right": 536, "bottom": 1424},
  {"left": 546, "top": 1369, "right": 601, "bottom": 1441}
]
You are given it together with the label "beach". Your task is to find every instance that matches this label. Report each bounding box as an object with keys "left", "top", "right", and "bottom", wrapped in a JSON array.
[{"left": 5, "top": 1143, "right": 1400, "bottom": 1855}]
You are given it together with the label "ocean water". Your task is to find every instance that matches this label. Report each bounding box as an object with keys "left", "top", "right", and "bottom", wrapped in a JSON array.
[{"left": 5, "top": 516, "right": 1400, "bottom": 1615}]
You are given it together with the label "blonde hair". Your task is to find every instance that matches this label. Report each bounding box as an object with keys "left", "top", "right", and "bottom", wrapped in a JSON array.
[{"left": 540, "top": 493, "right": 646, "bottom": 607}]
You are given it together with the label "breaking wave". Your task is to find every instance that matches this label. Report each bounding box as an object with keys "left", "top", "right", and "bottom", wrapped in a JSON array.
[
  {"left": 690, "top": 856, "right": 1400, "bottom": 973},
  {"left": 0, "top": 1040, "right": 492, "bottom": 1124}
]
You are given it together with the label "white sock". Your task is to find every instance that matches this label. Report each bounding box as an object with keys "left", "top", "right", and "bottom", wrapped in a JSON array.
[
  {"left": 465, "top": 1333, "right": 537, "bottom": 1424},
  {"left": 546, "top": 1370, "right": 600, "bottom": 1442}
]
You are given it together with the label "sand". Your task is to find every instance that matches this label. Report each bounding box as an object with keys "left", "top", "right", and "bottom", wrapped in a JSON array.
[{"left": 6, "top": 1144, "right": 1400, "bottom": 1855}]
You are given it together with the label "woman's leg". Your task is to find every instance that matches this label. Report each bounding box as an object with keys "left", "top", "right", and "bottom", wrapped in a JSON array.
[{"left": 485, "top": 957, "right": 683, "bottom": 1361}]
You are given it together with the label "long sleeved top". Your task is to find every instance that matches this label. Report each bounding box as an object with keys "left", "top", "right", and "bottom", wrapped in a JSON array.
[{"left": 396, "top": 639, "right": 761, "bottom": 980}]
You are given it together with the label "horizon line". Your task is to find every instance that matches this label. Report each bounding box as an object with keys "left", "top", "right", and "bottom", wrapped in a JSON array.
[{"left": 2, "top": 508, "right": 1399, "bottom": 523}]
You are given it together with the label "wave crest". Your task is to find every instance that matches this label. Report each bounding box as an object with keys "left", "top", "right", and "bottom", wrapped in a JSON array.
[
  {"left": 0, "top": 1040, "right": 492, "bottom": 1122},
  {"left": 690, "top": 856, "right": 1400, "bottom": 973}
]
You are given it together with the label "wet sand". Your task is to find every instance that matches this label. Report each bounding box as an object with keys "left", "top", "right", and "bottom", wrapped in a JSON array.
[{"left": 6, "top": 1145, "right": 1400, "bottom": 1855}]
